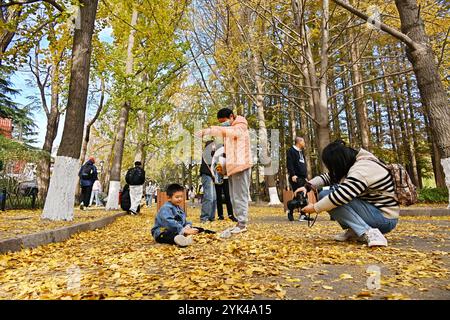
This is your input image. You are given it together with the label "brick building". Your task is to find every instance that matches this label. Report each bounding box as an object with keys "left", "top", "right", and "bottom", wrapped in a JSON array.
[{"left": 0, "top": 117, "right": 13, "bottom": 139}]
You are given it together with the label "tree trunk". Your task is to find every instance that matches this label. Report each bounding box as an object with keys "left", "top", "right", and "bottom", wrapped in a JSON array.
[
  {"left": 42, "top": 0, "right": 99, "bottom": 221},
  {"left": 341, "top": 74, "right": 357, "bottom": 147},
  {"left": 424, "top": 114, "right": 446, "bottom": 188},
  {"left": 404, "top": 72, "right": 422, "bottom": 187},
  {"left": 395, "top": 0, "right": 450, "bottom": 157},
  {"left": 349, "top": 31, "right": 370, "bottom": 149},
  {"left": 381, "top": 64, "right": 400, "bottom": 162},
  {"left": 332, "top": 0, "right": 450, "bottom": 206},
  {"left": 292, "top": 0, "right": 330, "bottom": 169},
  {"left": 105, "top": 8, "right": 138, "bottom": 210},
  {"left": 395, "top": 0, "right": 450, "bottom": 206},
  {"left": 0, "top": 5, "right": 21, "bottom": 56},
  {"left": 134, "top": 109, "right": 147, "bottom": 165},
  {"left": 37, "top": 60, "right": 61, "bottom": 201}
]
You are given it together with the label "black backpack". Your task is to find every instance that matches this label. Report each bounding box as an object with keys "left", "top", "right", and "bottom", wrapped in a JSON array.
[
  {"left": 80, "top": 164, "right": 94, "bottom": 180},
  {"left": 120, "top": 184, "right": 140, "bottom": 213},
  {"left": 121, "top": 184, "right": 131, "bottom": 211},
  {"left": 125, "top": 167, "right": 145, "bottom": 185}
]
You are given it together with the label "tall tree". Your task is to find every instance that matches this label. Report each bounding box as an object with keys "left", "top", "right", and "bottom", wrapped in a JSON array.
[
  {"left": 332, "top": 0, "right": 450, "bottom": 207},
  {"left": 42, "top": 0, "right": 99, "bottom": 220},
  {"left": 105, "top": 6, "right": 138, "bottom": 210}
]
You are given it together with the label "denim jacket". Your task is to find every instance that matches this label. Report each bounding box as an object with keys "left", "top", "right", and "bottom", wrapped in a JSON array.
[{"left": 151, "top": 201, "right": 191, "bottom": 239}]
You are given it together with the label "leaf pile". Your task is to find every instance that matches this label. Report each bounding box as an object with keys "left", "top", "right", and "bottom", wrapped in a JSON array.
[
  {"left": 0, "top": 209, "right": 116, "bottom": 239},
  {"left": 0, "top": 206, "right": 448, "bottom": 299}
]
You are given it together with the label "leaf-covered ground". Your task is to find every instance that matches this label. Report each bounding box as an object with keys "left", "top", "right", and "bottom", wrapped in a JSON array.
[
  {"left": 0, "top": 208, "right": 115, "bottom": 239},
  {"left": 0, "top": 205, "right": 448, "bottom": 300}
]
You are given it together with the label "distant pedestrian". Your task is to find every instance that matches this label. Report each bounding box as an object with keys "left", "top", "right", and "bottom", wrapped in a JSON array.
[
  {"left": 78, "top": 157, "right": 98, "bottom": 210},
  {"left": 125, "top": 161, "right": 146, "bottom": 215},
  {"left": 145, "top": 181, "right": 156, "bottom": 207},
  {"left": 90, "top": 179, "right": 102, "bottom": 207}
]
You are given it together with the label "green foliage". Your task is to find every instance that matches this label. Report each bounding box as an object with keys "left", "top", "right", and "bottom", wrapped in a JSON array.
[
  {"left": 418, "top": 187, "right": 449, "bottom": 203},
  {"left": 0, "top": 68, "right": 38, "bottom": 144},
  {"left": 0, "top": 135, "right": 45, "bottom": 164}
]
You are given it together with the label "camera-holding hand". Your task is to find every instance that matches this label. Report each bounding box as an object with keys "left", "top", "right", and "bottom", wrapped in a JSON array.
[
  {"left": 287, "top": 191, "right": 309, "bottom": 221},
  {"left": 301, "top": 203, "right": 315, "bottom": 214}
]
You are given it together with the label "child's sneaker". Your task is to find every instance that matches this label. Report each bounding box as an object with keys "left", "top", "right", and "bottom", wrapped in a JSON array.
[
  {"left": 219, "top": 228, "right": 232, "bottom": 239},
  {"left": 363, "top": 228, "right": 388, "bottom": 247},
  {"left": 174, "top": 235, "right": 193, "bottom": 247},
  {"left": 230, "top": 224, "right": 247, "bottom": 234}
]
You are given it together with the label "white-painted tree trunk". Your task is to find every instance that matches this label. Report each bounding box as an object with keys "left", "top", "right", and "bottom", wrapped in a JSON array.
[
  {"left": 441, "top": 157, "right": 450, "bottom": 209},
  {"left": 41, "top": 156, "right": 79, "bottom": 221},
  {"left": 105, "top": 180, "right": 121, "bottom": 210},
  {"left": 268, "top": 187, "right": 282, "bottom": 206}
]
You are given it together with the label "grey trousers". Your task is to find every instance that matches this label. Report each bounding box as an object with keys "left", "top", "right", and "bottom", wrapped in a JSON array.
[{"left": 228, "top": 168, "right": 251, "bottom": 226}]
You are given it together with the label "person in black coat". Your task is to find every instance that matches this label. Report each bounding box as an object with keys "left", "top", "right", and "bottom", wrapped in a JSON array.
[
  {"left": 286, "top": 137, "right": 312, "bottom": 222},
  {"left": 287, "top": 137, "right": 308, "bottom": 190},
  {"left": 79, "top": 157, "right": 98, "bottom": 210}
]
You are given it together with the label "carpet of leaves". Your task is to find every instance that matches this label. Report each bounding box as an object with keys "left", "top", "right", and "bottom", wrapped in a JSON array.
[
  {"left": 0, "top": 208, "right": 115, "bottom": 239},
  {"left": 0, "top": 206, "right": 448, "bottom": 300}
]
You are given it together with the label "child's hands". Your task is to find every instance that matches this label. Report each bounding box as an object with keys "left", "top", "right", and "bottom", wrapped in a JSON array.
[{"left": 184, "top": 227, "right": 199, "bottom": 235}]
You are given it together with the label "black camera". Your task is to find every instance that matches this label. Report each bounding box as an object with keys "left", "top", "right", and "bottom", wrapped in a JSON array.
[{"left": 287, "top": 192, "right": 308, "bottom": 221}]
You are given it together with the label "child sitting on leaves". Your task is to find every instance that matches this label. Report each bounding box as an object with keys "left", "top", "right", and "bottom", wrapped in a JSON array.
[{"left": 151, "top": 183, "right": 215, "bottom": 247}]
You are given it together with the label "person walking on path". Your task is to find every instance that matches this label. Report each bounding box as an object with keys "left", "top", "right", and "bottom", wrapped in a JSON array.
[
  {"left": 90, "top": 179, "right": 102, "bottom": 207},
  {"left": 146, "top": 181, "right": 156, "bottom": 207},
  {"left": 196, "top": 108, "right": 252, "bottom": 235},
  {"left": 78, "top": 157, "right": 98, "bottom": 210},
  {"left": 199, "top": 140, "right": 217, "bottom": 222},
  {"left": 125, "top": 161, "right": 146, "bottom": 215}
]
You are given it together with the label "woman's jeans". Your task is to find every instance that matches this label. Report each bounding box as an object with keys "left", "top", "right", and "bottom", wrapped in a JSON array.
[
  {"left": 200, "top": 174, "right": 216, "bottom": 221},
  {"left": 319, "top": 189, "right": 398, "bottom": 237},
  {"left": 146, "top": 194, "right": 153, "bottom": 206}
]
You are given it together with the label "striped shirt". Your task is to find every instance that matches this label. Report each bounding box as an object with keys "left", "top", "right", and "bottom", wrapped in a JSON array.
[{"left": 310, "top": 149, "right": 400, "bottom": 219}]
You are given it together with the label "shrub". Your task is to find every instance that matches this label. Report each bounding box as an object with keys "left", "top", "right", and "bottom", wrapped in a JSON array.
[{"left": 418, "top": 187, "right": 449, "bottom": 203}]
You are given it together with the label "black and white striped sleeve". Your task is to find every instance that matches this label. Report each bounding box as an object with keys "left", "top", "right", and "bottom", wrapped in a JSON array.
[
  {"left": 314, "top": 175, "right": 368, "bottom": 213},
  {"left": 309, "top": 173, "right": 332, "bottom": 188}
]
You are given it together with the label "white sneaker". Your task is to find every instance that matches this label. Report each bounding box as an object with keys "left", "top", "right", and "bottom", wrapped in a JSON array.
[
  {"left": 174, "top": 235, "right": 193, "bottom": 247},
  {"left": 363, "top": 228, "right": 388, "bottom": 247},
  {"left": 334, "top": 229, "right": 359, "bottom": 242},
  {"left": 230, "top": 225, "right": 247, "bottom": 234},
  {"left": 219, "top": 228, "right": 233, "bottom": 239}
]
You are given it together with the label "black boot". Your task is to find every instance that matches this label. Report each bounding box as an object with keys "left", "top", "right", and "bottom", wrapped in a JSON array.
[
  {"left": 218, "top": 216, "right": 224, "bottom": 220},
  {"left": 228, "top": 215, "right": 238, "bottom": 222}
]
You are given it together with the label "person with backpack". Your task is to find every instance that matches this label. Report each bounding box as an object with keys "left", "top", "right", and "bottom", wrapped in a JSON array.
[
  {"left": 295, "top": 140, "right": 411, "bottom": 247},
  {"left": 78, "top": 157, "right": 98, "bottom": 210},
  {"left": 125, "top": 161, "right": 146, "bottom": 215}
]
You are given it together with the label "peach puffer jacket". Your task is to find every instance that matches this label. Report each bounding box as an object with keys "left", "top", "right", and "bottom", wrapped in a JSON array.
[{"left": 202, "top": 116, "right": 253, "bottom": 176}]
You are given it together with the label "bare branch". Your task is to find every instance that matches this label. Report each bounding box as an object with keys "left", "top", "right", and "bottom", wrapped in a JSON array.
[
  {"left": 331, "top": 0, "right": 421, "bottom": 51},
  {"left": 0, "top": 0, "right": 64, "bottom": 12}
]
